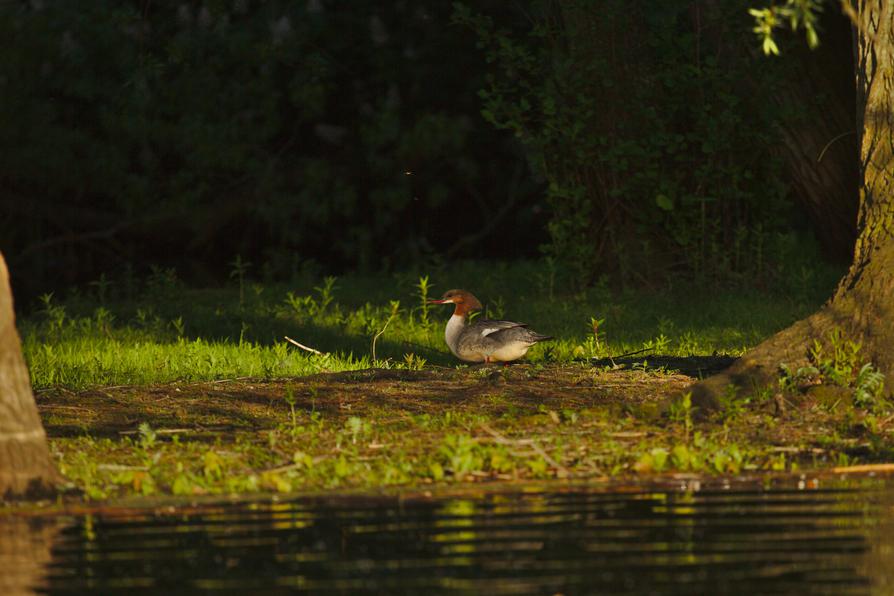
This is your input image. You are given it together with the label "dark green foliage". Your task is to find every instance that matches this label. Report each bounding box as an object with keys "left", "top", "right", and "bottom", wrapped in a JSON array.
[
  {"left": 0, "top": 1, "right": 543, "bottom": 299},
  {"left": 1, "top": 1, "right": 841, "bottom": 299},
  {"left": 454, "top": 1, "right": 796, "bottom": 287}
]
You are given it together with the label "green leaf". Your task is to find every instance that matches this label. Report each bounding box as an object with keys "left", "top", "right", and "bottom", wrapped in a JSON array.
[
  {"left": 650, "top": 448, "right": 669, "bottom": 472},
  {"left": 172, "top": 474, "right": 194, "bottom": 495},
  {"left": 806, "top": 27, "right": 819, "bottom": 49},
  {"left": 203, "top": 450, "right": 223, "bottom": 480},
  {"left": 429, "top": 462, "right": 445, "bottom": 481},
  {"left": 655, "top": 194, "right": 674, "bottom": 212},
  {"left": 671, "top": 444, "right": 692, "bottom": 470},
  {"left": 527, "top": 458, "right": 548, "bottom": 476}
]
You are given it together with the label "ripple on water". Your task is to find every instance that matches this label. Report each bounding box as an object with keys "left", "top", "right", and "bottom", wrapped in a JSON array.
[{"left": 17, "top": 481, "right": 894, "bottom": 594}]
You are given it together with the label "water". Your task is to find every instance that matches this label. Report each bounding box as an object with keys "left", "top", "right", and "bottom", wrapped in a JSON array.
[{"left": 6, "top": 481, "right": 893, "bottom": 594}]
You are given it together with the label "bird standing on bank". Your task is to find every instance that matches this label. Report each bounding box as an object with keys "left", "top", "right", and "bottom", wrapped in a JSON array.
[{"left": 428, "top": 289, "right": 552, "bottom": 363}]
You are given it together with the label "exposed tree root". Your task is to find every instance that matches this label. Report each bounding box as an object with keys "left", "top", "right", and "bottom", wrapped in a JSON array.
[
  {"left": 685, "top": 271, "right": 894, "bottom": 417},
  {"left": 686, "top": 309, "right": 839, "bottom": 415}
]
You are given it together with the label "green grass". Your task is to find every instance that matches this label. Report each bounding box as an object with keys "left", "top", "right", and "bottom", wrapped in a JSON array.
[
  {"left": 21, "top": 259, "right": 842, "bottom": 390},
  {"left": 24, "top": 259, "right": 893, "bottom": 503},
  {"left": 52, "top": 404, "right": 768, "bottom": 500}
]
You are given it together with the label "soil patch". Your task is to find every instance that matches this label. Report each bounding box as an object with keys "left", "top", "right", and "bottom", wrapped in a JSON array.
[
  {"left": 36, "top": 364, "right": 691, "bottom": 438},
  {"left": 29, "top": 361, "right": 894, "bottom": 502}
]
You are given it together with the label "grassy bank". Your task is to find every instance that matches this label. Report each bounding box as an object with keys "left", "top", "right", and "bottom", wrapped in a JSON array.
[
  {"left": 20, "top": 260, "right": 840, "bottom": 390},
  {"left": 22, "top": 259, "right": 890, "bottom": 503}
]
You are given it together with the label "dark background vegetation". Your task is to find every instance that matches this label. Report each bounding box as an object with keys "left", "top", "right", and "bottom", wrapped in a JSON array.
[{"left": 0, "top": 1, "right": 857, "bottom": 306}]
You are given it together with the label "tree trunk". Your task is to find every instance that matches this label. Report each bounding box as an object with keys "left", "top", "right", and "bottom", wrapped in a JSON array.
[
  {"left": 773, "top": 8, "right": 859, "bottom": 262},
  {"left": 0, "top": 252, "right": 60, "bottom": 497},
  {"left": 689, "top": 1, "right": 894, "bottom": 412}
]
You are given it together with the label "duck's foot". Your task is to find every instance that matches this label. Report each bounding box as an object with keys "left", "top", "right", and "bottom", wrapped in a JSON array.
[{"left": 466, "top": 360, "right": 504, "bottom": 369}]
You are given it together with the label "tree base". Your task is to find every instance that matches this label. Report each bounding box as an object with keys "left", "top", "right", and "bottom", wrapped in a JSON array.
[
  {"left": 0, "top": 436, "right": 63, "bottom": 500},
  {"left": 686, "top": 307, "right": 849, "bottom": 416}
]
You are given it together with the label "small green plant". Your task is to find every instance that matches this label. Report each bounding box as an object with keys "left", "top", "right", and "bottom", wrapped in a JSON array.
[
  {"left": 635, "top": 447, "right": 669, "bottom": 473},
  {"left": 416, "top": 275, "right": 432, "bottom": 327},
  {"left": 170, "top": 316, "right": 186, "bottom": 339},
  {"left": 229, "top": 254, "right": 252, "bottom": 309},
  {"left": 643, "top": 334, "right": 671, "bottom": 353},
  {"left": 284, "top": 291, "right": 316, "bottom": 319},
  {"left": 88, "top": 273, "right": 114, "bottom": 306},
  {"left": 780, "top": 328, "right": 889, "bottom": 411},
  {"left": 487, "top": 295, "right": 506, "bottom": 320},
  {"left": 590, "top": 317, "right": 605, "bottom": 354},
  {"left": 402, "top": 353, "right": 427, "bottom": 370},
  {"left": 138, "top": 423, "right": 157, "bottom": 449},
  {"left": 344, "top": 416, "right": 369, "bottom": 444},
  {"left": 716, "top": 384, "right": 748, "bottom": 424},
  {"left": 147, "top": 266, "right": 180, "bottom": 298},
  {"left": 314, "top": 276, "right": 338, "bottom": 315},
  {"left": 711, "top": 444, "right": 744, "bottom": 474},
  {"left": 854, "top": 363, "right": 886, "bottom": 410},
  {"left": 93, "top": 307, "right": 115, "bottom": 336},
  {"left": 809, "top": 328, "right": 862, "bottom": 387},
  {"left": 576, "top": 317, "right": 607, "bottom": 359},
  {"left": 667, "top": 392, "right": 693, "bottom": 441},
  {"left": 778, "top": 363, "right": 820, "bottom": 393},
  {"left": 284, "top": 387, "right": 299, "bottom": 434},
  {"left": 439, "top": 434, "right": 483, "bottom": 478},
  {"left": 38, "top": 292, "right": 67, "bottom": 334}
]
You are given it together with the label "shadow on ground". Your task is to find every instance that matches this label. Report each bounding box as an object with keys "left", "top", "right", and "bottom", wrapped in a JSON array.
[
  {"left": 35, "top": 362, "right": 712, "bottom": 439},
  {"left": 589, "top": 354, "right": 737, "bottom": 378}
]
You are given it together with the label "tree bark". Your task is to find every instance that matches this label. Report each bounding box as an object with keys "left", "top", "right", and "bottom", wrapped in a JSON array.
[
  {"left": 773, "top": 9, "right": 859, "bottom": 262},
  {"left": 0, "top": 252, "right": 60, "bottom": 497},
  {"left": 689, "top": 1, "right": 894, "bottom": 412}
]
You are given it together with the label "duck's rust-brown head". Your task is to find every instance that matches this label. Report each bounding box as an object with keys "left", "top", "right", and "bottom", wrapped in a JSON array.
[{"left": 428, "top": 289, "right": 483, "bottom": 317}]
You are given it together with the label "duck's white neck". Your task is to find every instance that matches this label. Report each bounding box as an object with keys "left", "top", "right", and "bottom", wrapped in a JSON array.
[{"left": 444, "top": 314, "right": 466, "bottom": 356}]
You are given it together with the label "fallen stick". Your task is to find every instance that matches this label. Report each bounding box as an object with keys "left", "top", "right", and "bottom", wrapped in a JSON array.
[
  {"left": 284, "top": 336, "right": 325, "bottom": 355},
  {"left": 831, "top": 463, "right": 894, "bottom": 474},
  {"left": 119, "top": 428, "right": 194, "bottom": 436},
  {"left": 371, "top": 309, "right": 398, "bottom": 362}
]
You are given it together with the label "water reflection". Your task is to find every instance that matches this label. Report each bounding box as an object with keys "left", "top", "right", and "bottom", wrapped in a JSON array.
[
  {"left": 0, "top": 515, "right": 67, "bottom": 595},
  {"left": 7, "top": 482, "right": 893, "bottom": 594}
]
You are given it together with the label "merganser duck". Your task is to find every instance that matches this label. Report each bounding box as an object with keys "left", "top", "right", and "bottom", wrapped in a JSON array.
[{"left": 428, "top": 289, "right": 552, "bottom": 363}]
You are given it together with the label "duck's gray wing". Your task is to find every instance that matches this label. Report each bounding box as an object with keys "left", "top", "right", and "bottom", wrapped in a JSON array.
[
  {"left": 475, "top": 319, "right": 553, "bottom": 344},
  {"left": 470, "top": 319, "right": 528, "bottom": 337}
]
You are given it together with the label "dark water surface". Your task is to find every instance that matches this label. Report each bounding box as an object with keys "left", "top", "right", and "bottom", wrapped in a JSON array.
[{"left": 8, "top": 480, "right": 894, "bottom": 594}]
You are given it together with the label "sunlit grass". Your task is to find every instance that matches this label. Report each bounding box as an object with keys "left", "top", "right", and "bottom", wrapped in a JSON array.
[
  {"left": 25, "top": 336, "right": 365, "bottom": 389},
  {"left": 21, "top": 259, "right": 841, "bottom": 390}
]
